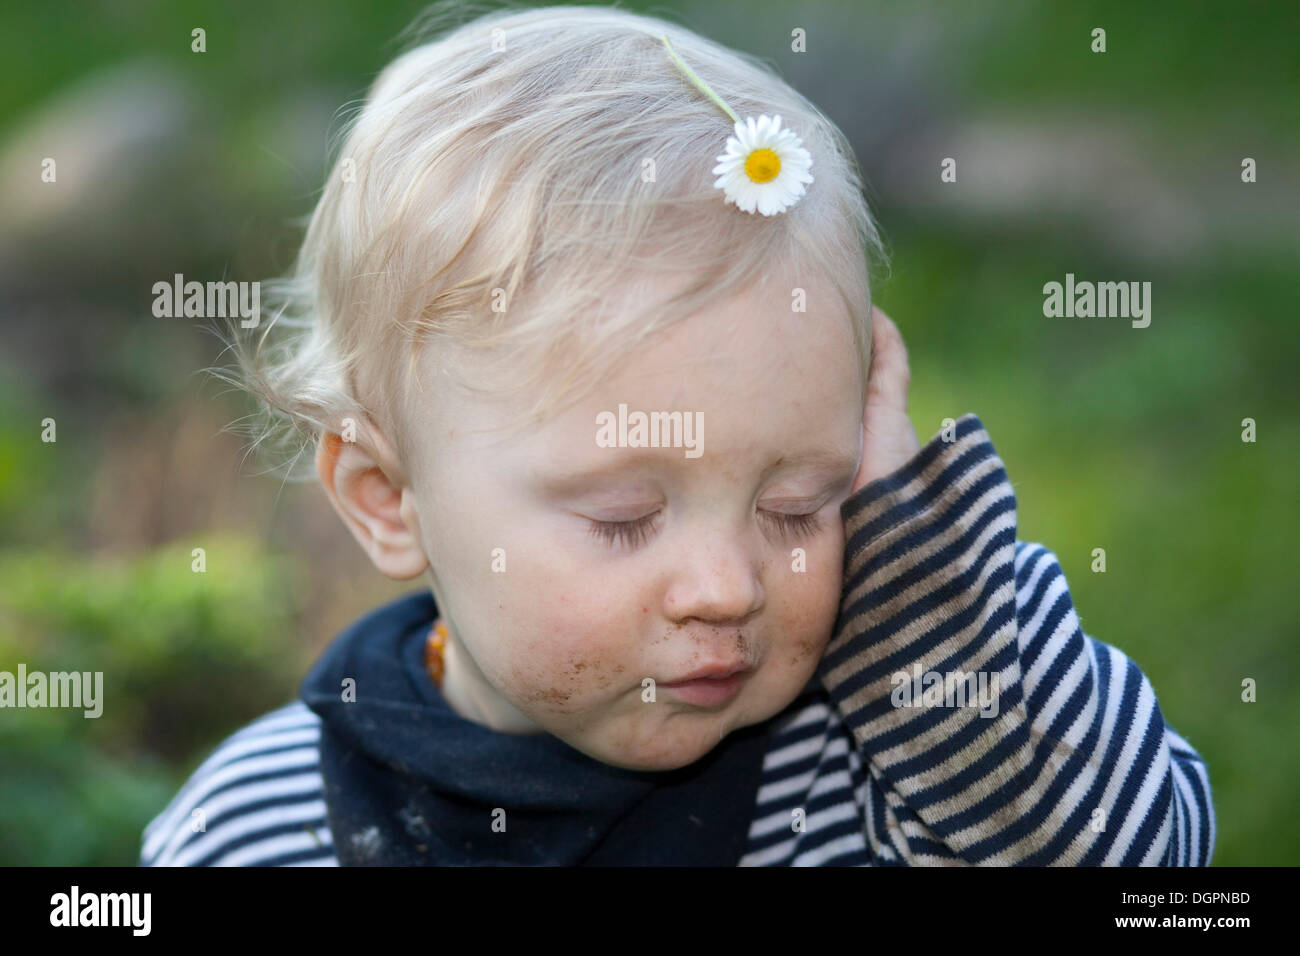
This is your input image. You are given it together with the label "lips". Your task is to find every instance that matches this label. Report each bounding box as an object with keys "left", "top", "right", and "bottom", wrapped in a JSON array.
[
  {"left": 662, "top": 662, "right": 750, "bottom": 685},
  {"left": 659, "top": 666, "right": 752, "bottom": 707}
]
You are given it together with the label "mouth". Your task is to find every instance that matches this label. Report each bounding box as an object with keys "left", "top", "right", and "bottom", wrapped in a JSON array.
[
  {"left": 665, "top": 662, "right": 749, "bottom": 684},
  {"left": 660, "top": 664, "right": 752, "bottom": 707}
]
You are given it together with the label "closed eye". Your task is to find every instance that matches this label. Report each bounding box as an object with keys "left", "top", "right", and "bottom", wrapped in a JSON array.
[
  {"left": 763, "top": 510, "right": 823, "bottom": 537},
  {"left": 588, "top": 511, "right": 661, "bottom": 549},
  {"left": 586, "top": 509, "right": 824, "bottom": 550}
]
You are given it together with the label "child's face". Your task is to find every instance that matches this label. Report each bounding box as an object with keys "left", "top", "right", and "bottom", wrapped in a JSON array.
[{"left": 406, "top": 268, "right": 865, "bottom": 771}]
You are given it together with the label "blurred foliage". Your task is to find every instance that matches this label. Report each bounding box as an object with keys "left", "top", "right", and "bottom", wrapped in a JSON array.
[{"left": 0, "top": 537, "right": 306, "bottom": 865}]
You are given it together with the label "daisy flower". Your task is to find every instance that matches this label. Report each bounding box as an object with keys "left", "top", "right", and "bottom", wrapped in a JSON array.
[
  {"left": 711, "top": 114, "right": 813, "bottom": 216},
  {"left": 661, "top": 34, "right": 814, "bottom": 216}
]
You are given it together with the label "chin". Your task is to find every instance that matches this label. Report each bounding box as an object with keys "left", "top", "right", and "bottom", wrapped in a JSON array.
[
  {"left": 591, "top": 712, "right": 756, "bottom": 773},
  {"left": 559, "top": 686, "right": 801, "bottom": 772}
]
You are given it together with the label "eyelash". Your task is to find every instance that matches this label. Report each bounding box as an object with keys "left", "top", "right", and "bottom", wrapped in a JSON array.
[{"left": 587, "top": 509, "right": 824, "bottom": 549}]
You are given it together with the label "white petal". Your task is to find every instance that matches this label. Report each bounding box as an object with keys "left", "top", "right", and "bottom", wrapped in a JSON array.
[{"left": 712, "top": 155, "right": 742, "bottom": 175}]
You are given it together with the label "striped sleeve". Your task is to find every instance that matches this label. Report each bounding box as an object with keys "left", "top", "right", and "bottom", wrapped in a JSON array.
[
  {"left": 139, "top": 701, "right": 338, "bottom": 866},
  {"left": 816, "top": 413, "right": 1214, "bottom": 865}
]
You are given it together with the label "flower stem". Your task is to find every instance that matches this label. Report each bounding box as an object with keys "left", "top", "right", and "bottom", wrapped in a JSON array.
[{"left": 661, "top": 33, "right": 739, "bottom": 124}]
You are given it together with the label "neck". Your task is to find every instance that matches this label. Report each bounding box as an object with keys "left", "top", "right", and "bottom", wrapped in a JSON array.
[{"left": 438, "top": 624, "right": 546, "bottom": 735}]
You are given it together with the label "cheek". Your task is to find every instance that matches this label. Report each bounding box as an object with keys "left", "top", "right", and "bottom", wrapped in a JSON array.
[
  {"left": 770, "top": 535, "right": 845, "bottom": 668},
  {"left": 494, "top": 590, "right": 634, "bottom": 716}
]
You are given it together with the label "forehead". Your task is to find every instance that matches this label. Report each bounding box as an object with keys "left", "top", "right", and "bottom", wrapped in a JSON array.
[
  {"left": 541, "top": 277, "right": 861, "bottom": 471},
  {"left": 413, "top": 266, "right": 864, "bottom": 470}
]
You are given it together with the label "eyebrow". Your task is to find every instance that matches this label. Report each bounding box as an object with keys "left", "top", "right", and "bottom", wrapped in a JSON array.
[{"left": 534, "top": 446, "right": 859, "bottom": 492}]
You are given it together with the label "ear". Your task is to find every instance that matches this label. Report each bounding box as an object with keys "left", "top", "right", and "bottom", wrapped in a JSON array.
[{"left": 315, "top": 420, "right": 429, "bottom": 580}]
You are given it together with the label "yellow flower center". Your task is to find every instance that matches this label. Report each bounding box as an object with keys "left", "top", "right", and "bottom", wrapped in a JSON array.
[{"left": 745, "top": 148, "right": 781, "bottom": 183}]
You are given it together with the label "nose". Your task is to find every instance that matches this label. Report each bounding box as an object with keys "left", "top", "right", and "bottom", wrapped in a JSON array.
[{"left": 662, "top": 525, "right": 765, "bottom": 625}]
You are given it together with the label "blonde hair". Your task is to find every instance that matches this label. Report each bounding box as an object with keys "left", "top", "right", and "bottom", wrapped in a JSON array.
[{"left": 220, "top": 0, "right": 886, "bottom": 481}]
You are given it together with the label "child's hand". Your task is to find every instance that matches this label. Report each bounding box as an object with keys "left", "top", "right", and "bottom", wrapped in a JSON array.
[{"left": 851, "top": 306, "right": 921, "bottom": 493}]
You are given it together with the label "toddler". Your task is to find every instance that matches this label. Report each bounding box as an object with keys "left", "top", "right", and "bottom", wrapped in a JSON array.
[{"left": 141, "top": 3, "right": 1213, "bottom": 866}]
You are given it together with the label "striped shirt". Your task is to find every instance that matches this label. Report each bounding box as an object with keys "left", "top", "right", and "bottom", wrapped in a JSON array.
[{"left": 140, "top": 414, "right": 1214, "bottom": 866}]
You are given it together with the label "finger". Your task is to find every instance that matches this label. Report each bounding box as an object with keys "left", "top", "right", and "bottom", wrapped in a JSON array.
[{"left": 866, "top": 305, "right": 911, "bottom": 411}]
